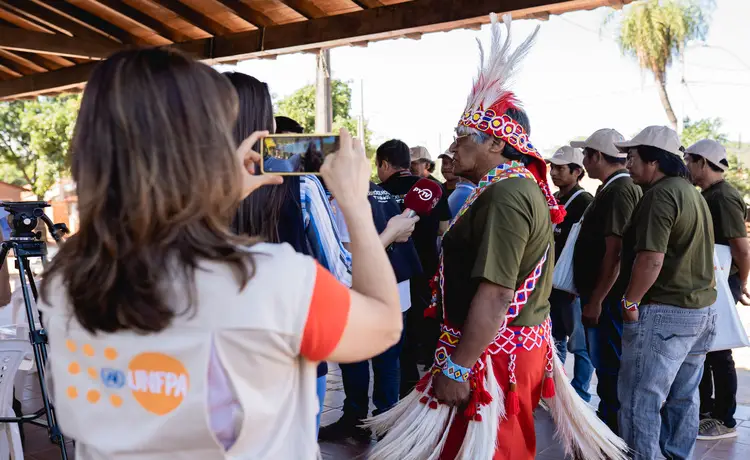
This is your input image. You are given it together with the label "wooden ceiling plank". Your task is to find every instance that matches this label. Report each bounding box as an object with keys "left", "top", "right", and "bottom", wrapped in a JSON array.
[
  {"left": 350, "top": 0, "right": 385, "bottom": 8},
  {"left": 92, "top": 0, "right": 187, "bottom": 43},
  {"left": 214, "top": 0, "right": 275, "bottom": 27},
  {"left": 0, "top": 60, "right": 97, "bottom": 99},
  {"left": 0, "top": 0, "right": 115, "bottom": 43},
  {"left": 38, "top": 0, "right": 140, "bottom": 44},
  {"left": 0, "top": 61, "right": 23, "bottom": 77},
  {"left": 0, "top": 48, "right": 47, "bottom": 72},
  {"left": 149, "top": 0, "right": 232, "bottom": 36},
  {"left": 279, "top": 0, "right": 327, "bottom": 19},
  {"left": 26, "top": 52, "right": 77, "bottom": 68},
  {"left": 0, "top": 25, "right": 121, "bottom": 58},
  {"left": 0, "top": 5, "right": 55, "bottom": 32}
]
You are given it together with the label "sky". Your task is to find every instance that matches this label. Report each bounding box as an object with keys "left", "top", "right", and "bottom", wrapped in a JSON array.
[{"left": 215, "top": 0, "right": 750, "bottom": 159}]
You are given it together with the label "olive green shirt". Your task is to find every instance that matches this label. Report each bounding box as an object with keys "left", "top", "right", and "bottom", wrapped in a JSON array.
[
  {"left": 441, "top": 176, "right": 554, "bottom": 327},
  {"left": 573, "top": 169, "right": 642, "bottom": 299},
  {"left": 620, "top": 176, "right": 716, "bottom": 308},
  {"left": 702, "top": 180, "right": 748, "bottom": 275}
]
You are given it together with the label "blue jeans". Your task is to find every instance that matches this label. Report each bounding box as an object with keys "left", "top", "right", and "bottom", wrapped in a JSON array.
[
  {"left": 315, "top": 375, "right": 326, "bottom": 434},
  {"left": 550, "top": 289, "right": 594, "bottom": 402},
  {"left": 339, "top": 313, "right": 406, "bottom": 420},
  {"left": 618, "top": 304, "right": 717, "bottom": 460},
  {"left": 583, "top": 295, "right": 622, "bottom": 432}
]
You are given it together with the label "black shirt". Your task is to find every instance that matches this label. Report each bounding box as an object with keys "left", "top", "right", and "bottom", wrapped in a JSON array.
[
  {"left": 573, "top": 169, "right": 642, "bottom": 299},
  {"left": 379, "top": 170, "right": 452, "bottom": 278},
  {"left": 553, "top": 185, "right": 594, "bottom": 262}
]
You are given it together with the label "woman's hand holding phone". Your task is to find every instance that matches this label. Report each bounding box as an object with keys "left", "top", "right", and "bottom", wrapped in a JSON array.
[
  {"left": 320, "top": 128, "right": 370, "bottom": 212},
  {"left": 237, "top": 131, "right": 283, "bottom": 198}
]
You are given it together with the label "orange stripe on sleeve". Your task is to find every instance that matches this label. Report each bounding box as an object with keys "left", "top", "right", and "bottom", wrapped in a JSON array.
[{"left": 300, "top": 263, "right": 351, "bottom": 361}]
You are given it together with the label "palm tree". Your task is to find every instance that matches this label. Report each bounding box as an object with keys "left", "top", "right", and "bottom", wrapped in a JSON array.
[{"left": 609, "top": 0, "right": 712, "bottom": 129}]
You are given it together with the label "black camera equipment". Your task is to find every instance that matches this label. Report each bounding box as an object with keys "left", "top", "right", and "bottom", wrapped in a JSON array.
[{"left": 0, "top": 201, "right": 69, "bottom": 459}]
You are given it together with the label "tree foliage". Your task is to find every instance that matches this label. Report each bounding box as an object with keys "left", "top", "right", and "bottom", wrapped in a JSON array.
[
  {"left": 275, "top": 79, "right": 378, "bottom": 179},
  {"left": 0, "top": 95, "right": 80, "bottom": 198},
  {"left": 608, "top": 0, "right": 713, "bottom": 128},
  {"left": 681, "top": 117, "right": 749, "bottom": 200}
]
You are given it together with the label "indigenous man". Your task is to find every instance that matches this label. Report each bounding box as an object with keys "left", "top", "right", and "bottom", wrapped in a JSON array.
[
  {"left": 684, "top": 139, "right": 750, "bottom": 440},
  {"left": 616, "top": 126, "right": 716, "bottom": 459},
  {"left": 366, "top": 14, "right": 627, "bottom": 460}
]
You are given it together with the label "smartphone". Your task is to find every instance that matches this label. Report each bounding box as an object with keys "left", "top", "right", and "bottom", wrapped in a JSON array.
[{"left": 260, "top": 134, "right": 340, "bottom": 175}]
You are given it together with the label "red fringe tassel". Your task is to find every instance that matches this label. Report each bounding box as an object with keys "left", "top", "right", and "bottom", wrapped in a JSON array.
[
  {"left": 506, "top": 383, "right": 520, "bottom": 416},
  {"left": 542, "top": 375, "right": 556, "bottom": 399}
]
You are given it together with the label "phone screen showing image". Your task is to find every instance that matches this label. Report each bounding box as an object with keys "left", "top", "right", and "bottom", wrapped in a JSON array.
[{"left": 261, "top": 134, "right": 340, "bottom": 175}]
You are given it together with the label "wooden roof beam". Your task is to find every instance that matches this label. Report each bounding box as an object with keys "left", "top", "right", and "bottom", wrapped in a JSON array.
[
  {"left": 0, "top": 48, "right": 47, "bottom": 72},
  {"left": 279, "top": 0, "right": 327, "bottom": 19},
  {"left": 0, "top": 0, "right": 118, "bottom": 44},
  {"left": 215, "top": 0, "right": 275, "bottom": 28},
  {"left": 350, "top": 0, "right": 385, "bottom": 8},
  {"left": 0, "top": 25, "right": 121, "bottom": 58},
  {"left": 37, "top": 1, "right": 140, "bottom": 44},
  {"left": 91, "top": 0, "right": 188, "bottom": 43},
  {"left": 0, "top": 60, "right": 23, "bottom": 77},
  {"left": 0, "top": 0, "right": 580, "bottom": 98},
  {"left": 150, "top": 0, "right": 232, "bottom": 36}
]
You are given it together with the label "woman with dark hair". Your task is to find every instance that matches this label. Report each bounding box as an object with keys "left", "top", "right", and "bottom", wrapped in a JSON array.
[
  {"left": 224, "top": 72, "right": 351, "bottom": 434},
  {"left": 37, "top": 48, "right": 404, "bottom": 459},
  {"left": 615, "top": 126, "right": 717, "bottom": 459}
]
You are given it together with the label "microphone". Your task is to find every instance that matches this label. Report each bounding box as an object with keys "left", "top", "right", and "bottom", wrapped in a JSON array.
[{"left": 404, "top": 178, "right": 444, "bottom": 218}]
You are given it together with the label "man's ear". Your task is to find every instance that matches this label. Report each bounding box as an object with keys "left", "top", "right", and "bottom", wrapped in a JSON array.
[{"left": 488, "top": 138, "right": 506, "bottom": 154}]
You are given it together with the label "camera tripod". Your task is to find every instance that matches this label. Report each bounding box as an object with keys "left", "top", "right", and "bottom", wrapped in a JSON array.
[{"left": 0, "top": 202, "right": 69, "bottom": 459}]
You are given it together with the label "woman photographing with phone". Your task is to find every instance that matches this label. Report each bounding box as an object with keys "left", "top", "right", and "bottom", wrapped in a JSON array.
[{"left": 38, "top": 48, "right": 402, "bottom": 459}]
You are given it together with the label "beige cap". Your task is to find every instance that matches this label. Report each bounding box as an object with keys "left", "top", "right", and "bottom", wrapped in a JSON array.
[
  {"left": 546, "top": 146, "right": 584, "bottom": 168},
  {"left": 571, "top": 128, "right": 626, "bottom": 158},
  {"left": 614, "top": 125, "right": 682, "bottom": 157},
  {"left": 438, "top": 149, "right": 454, "bottom": 160},
  {"left": 685, "top": 139, "right": 728, "bottom": 171},
  {"left": 410, "top": 146, "right": 431, "bottom": 162}
]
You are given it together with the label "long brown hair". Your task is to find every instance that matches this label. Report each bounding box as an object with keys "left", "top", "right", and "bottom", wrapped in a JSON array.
[
  {"left": 224, "top": 72, "right": 289, "bottom": 242},
  {"left": 42, "top": 48, "right": 254, "bottom": 334}
]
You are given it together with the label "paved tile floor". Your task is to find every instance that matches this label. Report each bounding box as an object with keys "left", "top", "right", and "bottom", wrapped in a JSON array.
[
  {"left": 318, "top": 364, "right": 750, "bottom": 460},
  {"left": 12, "top": 363, "right": 749, "bottom": 459}
]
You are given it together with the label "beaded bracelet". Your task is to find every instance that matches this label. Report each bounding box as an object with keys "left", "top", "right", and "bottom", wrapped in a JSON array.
[
  {"left": 442, "top": 355, "right": 472, "bottom": 383},
  {"left": 621, "top": 297, "right": 640, "bottom": 312}
]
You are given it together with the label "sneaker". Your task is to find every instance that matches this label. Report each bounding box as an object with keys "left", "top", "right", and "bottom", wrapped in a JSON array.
[
  {"left": 318, "top": 417, "right": 371, "bottom": 443},
  {"left": 697, "top": 418, "right": 737, "bottom": 440}
]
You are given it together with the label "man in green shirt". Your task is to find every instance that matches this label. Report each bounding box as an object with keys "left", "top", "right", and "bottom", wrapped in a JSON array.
[
  {"left": 684, "top": 139, "right": 750, "bottom": 440},
  {"left": 616, "top": 126, "right": 717, "bottom": 460},
  {"left": 547, "top": 146, "right": 594, "bottom": 402},
  {"left": 571, "top": 128, "right": 642, "bottom": 432}
]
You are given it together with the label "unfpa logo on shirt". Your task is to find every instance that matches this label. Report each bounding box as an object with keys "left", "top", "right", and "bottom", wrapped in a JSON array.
[{"left": 65, "top": 340, "right": 189, "bottom": 416}]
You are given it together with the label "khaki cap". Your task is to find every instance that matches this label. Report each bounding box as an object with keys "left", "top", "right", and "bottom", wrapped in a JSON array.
[
  {"left": 410, "top": 146, "right": 431, "bottom": 162},
  {"left": 614, "top": 125, "right": 682, "bottom": 157},
  {"left": 685, "top": 139, "right": 728, "bottom": 171},
  {"left": 546, "top": 146, "right": 584, "bottom": 168},
  {"left": 571, "top": 128, "right": 626, "bottom": 158},
  {"left": 438, "top": 149, "right": 454, "bottom": 160}
]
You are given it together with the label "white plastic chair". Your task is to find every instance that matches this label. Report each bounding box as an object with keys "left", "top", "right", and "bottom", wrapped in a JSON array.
[{"left": 0, "top": 338, "right": 31, "bottom": 459}]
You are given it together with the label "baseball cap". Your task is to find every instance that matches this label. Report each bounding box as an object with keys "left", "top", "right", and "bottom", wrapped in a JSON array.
[
  {"left": 410, "top": 146, "right": 431, "bottom": 162},
  {"left": 546, "top": 146, "right": 584, "bottom": 168},
  {"left": 614, "top": 126, "right": 682, "bottom": 157},
  {"left": 685, "top": 139, "right": 728, "bottom": 171},
  {"left": 438, "top": 149, "right": 454, "bottom": 160},
  {"left": 571, "top": 128, "right": 626, "bottom": 158}
]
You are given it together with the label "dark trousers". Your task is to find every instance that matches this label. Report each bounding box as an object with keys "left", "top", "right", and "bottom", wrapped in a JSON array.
[
  {"left": 400, "top": 305, "right": 422, "bottom": 398},
  {"left": 340, "top": 312, "right": 406, "bottom": 421},
  {"left": 698, "top": 274, "right": 741, "bottom": 428},
  {"left": 584, "top": 295, "right": 623, "bottom": 434}
]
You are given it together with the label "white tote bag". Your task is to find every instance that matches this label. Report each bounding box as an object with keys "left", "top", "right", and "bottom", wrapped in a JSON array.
[
  {"left": 709, "top": 244, "right": 750, "bottom": 352},
  {"left": 552, "top": 174, "right": 629, "bottom": 295}
]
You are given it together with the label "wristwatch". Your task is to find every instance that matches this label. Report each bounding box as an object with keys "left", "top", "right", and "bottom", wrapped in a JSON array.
[{"left": 621, "top": 298, "right": 640, "bottom": 312}]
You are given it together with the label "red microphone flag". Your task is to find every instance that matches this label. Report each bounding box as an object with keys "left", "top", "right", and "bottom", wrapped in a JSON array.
[{"left": 404, "top": 178, "right": 443, "bottom": 216}]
